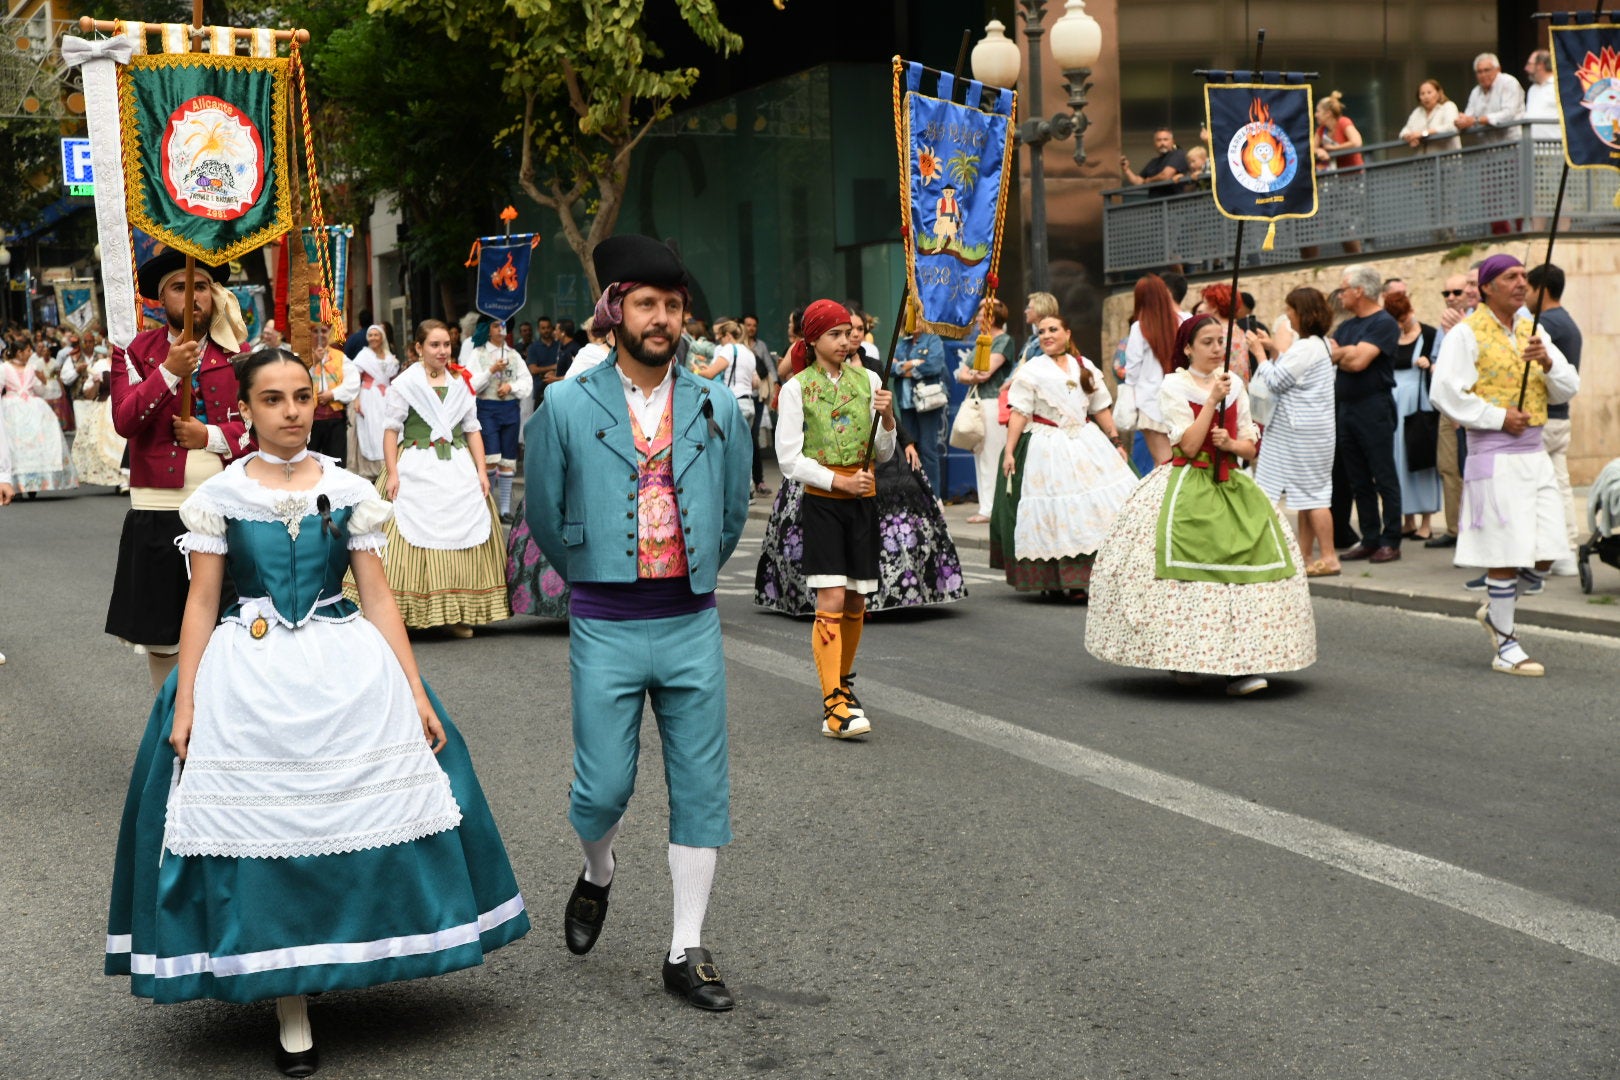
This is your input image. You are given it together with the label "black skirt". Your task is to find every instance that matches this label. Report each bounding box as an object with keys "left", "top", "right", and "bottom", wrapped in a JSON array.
[
  {"left": 800, "top": 491, "right": 880, "bottom": 582},
  {"left": 105, "top": 509, "right": 190, "bottom": 648},
  {"left": 310, "top": 417, "right": 348, "bottom": 466}
]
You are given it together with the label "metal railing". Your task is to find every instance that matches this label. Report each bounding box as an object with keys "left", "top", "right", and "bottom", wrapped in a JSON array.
[{"left": 1101, "top": 120, "right": 1620, "bottom": 282}]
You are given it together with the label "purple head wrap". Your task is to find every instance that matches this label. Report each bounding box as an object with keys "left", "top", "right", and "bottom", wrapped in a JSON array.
[
  {"left": 1477, "top": 254, "right": 1522, "bottom": 290},
  {"left": 589, "top": 280, "right": 691, "bottom": 336}
]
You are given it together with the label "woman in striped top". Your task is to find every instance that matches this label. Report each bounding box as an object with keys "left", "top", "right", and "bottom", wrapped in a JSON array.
[{"left": 1251, "top": 287, "right": 1340, "bottom": 576}]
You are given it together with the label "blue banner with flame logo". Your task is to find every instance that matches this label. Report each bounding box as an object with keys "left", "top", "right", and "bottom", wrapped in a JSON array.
[
  {"left": 472, "top": 236, "right": 538, "bottom": 323},
  {"left": 894, "top": 59, "right": 1016, "bottom": 338},
  {"left": 1204, "top": 76, "right": 1317, "bottom": 247},
  {"left": 1550, "top": 20, "right": 1620, "bottom": 174}
]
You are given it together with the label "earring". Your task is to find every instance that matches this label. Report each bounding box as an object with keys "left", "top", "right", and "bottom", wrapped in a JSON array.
[{"left": 244, "top": 416, "right": 253, "bottom": 434}]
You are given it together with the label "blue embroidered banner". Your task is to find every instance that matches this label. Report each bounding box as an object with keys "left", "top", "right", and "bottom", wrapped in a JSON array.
[
  {"left": 1203, "top": 74, "right": 1317, "bottom": 248},
  {"left": 1550, "top": 20, "right": 1620, "bottom": 175},
  {"left": 472, "top": 235, "right": 539, "bottom": 322},
  {"left": 894, "top": 59, "right": 1016, "bottom": 338}
]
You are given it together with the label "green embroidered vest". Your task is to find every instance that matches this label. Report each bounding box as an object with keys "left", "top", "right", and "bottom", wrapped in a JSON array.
[
  {"left": 797, "top": 364, "right": 873, "bottom": 467},
  {"left": 1465, "top": 307, "right": 1547, "bottom": 426}
]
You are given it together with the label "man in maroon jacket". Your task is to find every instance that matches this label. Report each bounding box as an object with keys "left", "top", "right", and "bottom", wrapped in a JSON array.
[{"left": 105, "top": 250, "right": 252, "bottom": 692}]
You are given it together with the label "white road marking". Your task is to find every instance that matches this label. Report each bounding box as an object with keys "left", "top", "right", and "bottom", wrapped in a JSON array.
[{"left": 724, "top": 636, "right": 1620, "bottom": 967}]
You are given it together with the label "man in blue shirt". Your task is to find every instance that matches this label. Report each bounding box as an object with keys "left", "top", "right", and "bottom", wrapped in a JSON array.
[{"left": 892, "top": 329, "right": 947, "bottom": 496}]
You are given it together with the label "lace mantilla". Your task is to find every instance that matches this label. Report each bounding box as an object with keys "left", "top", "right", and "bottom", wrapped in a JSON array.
[{"left": 163, "top": 812, "right": 464, "bottom": 860}]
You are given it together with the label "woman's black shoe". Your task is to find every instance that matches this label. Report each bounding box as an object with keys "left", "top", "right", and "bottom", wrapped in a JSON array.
[
  {"left": 662, "top": 947, "right": 736, "bottom": 1011},
  {"left": 275, "top": 1045, "right": 319, "bottom": 1077},
  {"left": 564, "top": 873, "right": 612, "bottom": 955}
]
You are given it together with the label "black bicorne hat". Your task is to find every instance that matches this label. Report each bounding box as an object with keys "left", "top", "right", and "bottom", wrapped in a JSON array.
[
  {"left": 591, "top": 234, "right": 691, "bottom": 292},
  {"left": 136, "top": 248, "right": 230, "bottom": 302}
]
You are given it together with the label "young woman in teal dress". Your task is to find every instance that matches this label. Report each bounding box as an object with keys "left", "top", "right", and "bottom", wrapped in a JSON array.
[{"left": 106, "top": 348, "right": 529, "bottom": 1077}]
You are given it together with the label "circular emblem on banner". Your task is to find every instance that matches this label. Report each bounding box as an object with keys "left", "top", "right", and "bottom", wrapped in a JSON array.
[
  {"left": 1583, "top": 80, "right": 1620, "bottom": 150},
  {"left": 1225, "top": 116, "right": 1298, "bottom": 195},
  {"left": 160, "top": 95, "right": 266, "bottom": 221}
]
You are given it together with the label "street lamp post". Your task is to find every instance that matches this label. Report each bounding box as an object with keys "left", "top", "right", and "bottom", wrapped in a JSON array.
[{"left": 971, "top": 0, "right": 1103, "bottom": 295}]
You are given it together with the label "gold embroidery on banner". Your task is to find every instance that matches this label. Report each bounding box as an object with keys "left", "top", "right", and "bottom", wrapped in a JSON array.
[{"left": 118, "top": 53, "right": 294, "bottom": 265}]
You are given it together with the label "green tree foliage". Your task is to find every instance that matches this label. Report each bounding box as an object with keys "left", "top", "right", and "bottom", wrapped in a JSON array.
[
  {"left": 0, "top": 120, "right": 62, "bottom": 233},
  {"left": 277, "top": 0, "right": 513, "bottom": 319},
  {"left": 370, "top": 0, "right": 742, "bottom": 294}
]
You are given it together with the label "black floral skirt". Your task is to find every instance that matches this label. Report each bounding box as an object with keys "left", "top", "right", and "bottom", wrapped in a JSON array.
[{"left": 754, "top": 455, "right": 968, "bottom": 615}]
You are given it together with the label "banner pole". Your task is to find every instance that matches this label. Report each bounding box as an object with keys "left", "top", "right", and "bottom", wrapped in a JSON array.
[
  {"left": 1521, "top": 0, "right": 1605, "bottom": 408},
  {"left": 1213, "top": 28, "right": 1266, "bottom": 481},
  {"left": 179, "top": 256, "right": 196, "bottom": 418}
]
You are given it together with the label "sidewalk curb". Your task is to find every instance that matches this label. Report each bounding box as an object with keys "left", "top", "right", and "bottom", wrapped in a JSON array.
[{"left": 1303, "top": 578, "right": 1619, "bottom": 638}]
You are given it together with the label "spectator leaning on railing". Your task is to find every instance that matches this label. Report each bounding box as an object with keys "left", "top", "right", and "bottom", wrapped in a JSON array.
[
  {"left": 1120, "top": 127, "right": 1189, "bottom": 194},
  {"left": 1400, "top": 78, "right": 1461, "bottom": 152},
  {"left": 1455, "top": 53, "right": 1524, "bottom": 143}
]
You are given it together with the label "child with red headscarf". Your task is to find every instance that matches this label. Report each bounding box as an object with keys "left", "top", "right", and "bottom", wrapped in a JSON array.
[{"left": 773, "top": 299, "right": 897, "bottom": 738}]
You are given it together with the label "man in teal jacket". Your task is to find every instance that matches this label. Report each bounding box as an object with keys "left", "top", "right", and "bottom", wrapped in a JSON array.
[{"left": 524, "top": 235, "right": 751, "bottom": 1011}]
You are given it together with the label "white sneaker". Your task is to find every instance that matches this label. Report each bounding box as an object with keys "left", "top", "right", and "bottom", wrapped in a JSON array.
[
  {"left": 1225, "top": 674, "right": 1268, "bottom": 696},
  {"left": 1549, "top": 556, "right": 1578, "bottom": 577},
  {"left": 0, "top": 648, "right": 7, "bottom": 665}
]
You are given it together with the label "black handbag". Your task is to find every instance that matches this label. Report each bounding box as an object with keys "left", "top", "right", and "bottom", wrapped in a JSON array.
[{"left": 1403, "top": 407, "right": 1440, "bottom": 472}]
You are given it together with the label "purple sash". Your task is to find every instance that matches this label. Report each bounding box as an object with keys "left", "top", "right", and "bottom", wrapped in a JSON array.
[{"left": 1462, "top": 427, "right": 1544, "bottom": 531}]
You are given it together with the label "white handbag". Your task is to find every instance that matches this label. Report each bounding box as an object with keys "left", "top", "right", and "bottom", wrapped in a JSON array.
[
  {"left": 913, "top": 380, "right": 949, "bottom": 413},
  {"left": 948, "top": 387, "right": 985, "bottom": 450},
  {"left": 1112, "top": 382, "right": 1138, "bottom": 431}
]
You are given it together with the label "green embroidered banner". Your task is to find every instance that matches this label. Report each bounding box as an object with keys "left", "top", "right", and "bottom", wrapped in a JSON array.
[{"left": 121, "top": 53, "right": 293, "bottom": 264}]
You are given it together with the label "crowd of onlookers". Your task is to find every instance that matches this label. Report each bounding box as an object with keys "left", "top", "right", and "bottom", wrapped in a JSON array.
[
  {"left": 1113, "top": 258, "right": 1585, "bottom": 583},
  {"left": 1120, "top": 49, "right": 1560, "bottom": 196}
]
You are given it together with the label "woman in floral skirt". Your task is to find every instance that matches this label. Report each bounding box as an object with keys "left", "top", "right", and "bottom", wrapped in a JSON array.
[{"left": 1085, "top": 314, "right": 1316, "bottom": 696}]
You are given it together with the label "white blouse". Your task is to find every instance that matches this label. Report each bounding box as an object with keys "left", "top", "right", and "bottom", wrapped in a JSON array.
[{"left": 1160, "top": 368, "right": 1259, "bottom": 447}]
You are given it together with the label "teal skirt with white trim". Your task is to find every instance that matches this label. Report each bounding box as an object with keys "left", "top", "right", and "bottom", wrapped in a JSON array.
[{"left": 105, "top": 679, "right": 529, "bottom": 1005}]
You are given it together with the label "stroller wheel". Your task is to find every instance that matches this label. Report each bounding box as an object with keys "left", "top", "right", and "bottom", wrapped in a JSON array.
[{"left": 1578, "top": 552, "right": 1593, "bottom": 594}]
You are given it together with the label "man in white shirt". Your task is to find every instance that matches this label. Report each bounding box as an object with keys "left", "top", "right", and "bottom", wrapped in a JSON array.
[
  {"left": 467, "top": 317, "right": 532, "bottom": 521},
  {"left": 1523, "top": 50, "right": 1559, "bottom": 140},
  {"left": 1456, "top": 53, "right": 1525, "bottom": 144}
]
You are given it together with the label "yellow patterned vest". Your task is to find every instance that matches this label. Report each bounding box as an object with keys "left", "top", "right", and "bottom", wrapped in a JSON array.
[{"left": 1465, "top": 306, "right": 1547, "bottom": 426}]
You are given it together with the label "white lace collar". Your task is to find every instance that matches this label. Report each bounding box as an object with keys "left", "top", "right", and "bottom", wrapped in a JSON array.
[{"left": 192, "top": 453, "right": 377, "bottom": 524}]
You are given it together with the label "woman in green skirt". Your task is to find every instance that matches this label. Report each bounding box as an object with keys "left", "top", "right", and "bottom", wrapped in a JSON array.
[{"left": 107, "top": 348, "right": 529, "bottom": 1076}]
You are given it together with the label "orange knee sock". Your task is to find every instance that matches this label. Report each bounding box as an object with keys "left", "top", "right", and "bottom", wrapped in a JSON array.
[
  {"left": 839, "top": 611, "right": 864, "bottom": 679},
  {"left": 812, "top": 612, "right": 843, "bottom": 698}
]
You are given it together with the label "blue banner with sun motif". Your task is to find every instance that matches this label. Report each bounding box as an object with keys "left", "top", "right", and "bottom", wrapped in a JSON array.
[
  {"left": 894, "top": 59, "right": 1016, "bottom": 337},
  {"left": 1550, "top": 20, "right": 1620, "bottom": 175},
  {"left": 1203, "top": 75, "right": 1317, "bottom": 248}
]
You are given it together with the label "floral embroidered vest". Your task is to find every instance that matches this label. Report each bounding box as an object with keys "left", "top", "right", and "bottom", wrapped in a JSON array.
[
  {"left": 796, "top": 364, "right": 873, "bottom": 467},
  {"left": 631, "top": 393, "right": 688, "bottom": 579},
  {"left": 1466, "top": 306, "right": 1547, "bottom": 426}
]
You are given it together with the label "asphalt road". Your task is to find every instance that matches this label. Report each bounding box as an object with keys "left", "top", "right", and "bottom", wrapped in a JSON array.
[{"left": 1, "top": 488, "right": 1616, "bottom": 1079}]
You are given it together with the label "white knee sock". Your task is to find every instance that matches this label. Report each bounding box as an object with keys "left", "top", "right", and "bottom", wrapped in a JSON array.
[
  {"left": 1486, "top": 579, "right": 1529, "bottom": 664},
  {"left": 497, "top": 472, "right": 514, "bottom": 515},
  {"left": 580, "top": 819, "right": 620, "bottom": 887},
  {"left": 276, "top": 995, "right": 313, "bottom": 1053},
  {"left": 668, "top": 843, "right": 717, "bottom": 965},
  {"left": 147, "top": 651, "right": 179, "bottom": 695}
]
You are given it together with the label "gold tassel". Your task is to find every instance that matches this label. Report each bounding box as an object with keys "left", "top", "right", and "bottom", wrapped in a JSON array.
[
  {"left": 1612, "top": 188, "right": 1620, "bottom": 209},
  {"left": 903, "top": 295, "right": 920, "bottom": 335},
  {"left": 971, "top": 333, "right": 992, "bottom": 372},
  {"left": 1262, "top": 221, "right": 1277, "bottom": 251}
]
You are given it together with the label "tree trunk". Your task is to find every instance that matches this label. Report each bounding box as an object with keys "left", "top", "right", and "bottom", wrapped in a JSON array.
[{"left": 439, "top": 278, "right": 459, "bottom": 327}]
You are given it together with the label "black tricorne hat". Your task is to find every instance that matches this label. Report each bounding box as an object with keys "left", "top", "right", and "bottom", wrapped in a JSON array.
[
  {"left": 136, "top": 249, "right": 230, "bottom": 302},
  {"left": 591, "top": 234, "right": 691, "bottom": 292}
]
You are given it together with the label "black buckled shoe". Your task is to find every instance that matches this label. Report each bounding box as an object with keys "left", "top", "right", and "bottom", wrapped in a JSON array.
[
  {"left": 275, "top": 1045, "right": 319, "bottom": 1078},
  {"left": 564, "top": 873, "right": 612, "bottom": 955},
  {"left": 662, "top": 947, "right": 736, "bottom": 1011}
]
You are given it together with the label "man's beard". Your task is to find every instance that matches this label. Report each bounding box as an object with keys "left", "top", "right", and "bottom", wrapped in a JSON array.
[
  {"left": 619, "top": 322, "right": 677, "bottom": 366},
  {"left": 167, "top": 304, "right": 207, "bottom": 331}
]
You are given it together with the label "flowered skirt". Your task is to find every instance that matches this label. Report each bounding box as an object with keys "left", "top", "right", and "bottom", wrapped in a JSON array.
[
  {"left": 1085, "top": 464, "right": 1316, "bottom": 675},
  {"left": 72, "top": 398, "right": 127, "bottom": 488},
  {"left": 2, "top": 393, "right": 77, "bottom": 493},
  {"left": 753, "top": 458, "right": 968, "bottom": 615},
  {"left": 505, "top": 496, "right": 570, "bottom": 619}
]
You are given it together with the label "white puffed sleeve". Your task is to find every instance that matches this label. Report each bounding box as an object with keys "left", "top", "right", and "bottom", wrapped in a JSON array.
[
  {"left": 175, "top": 491, "right": 228, "bottom": 576},
  {"left": 346, "top": 496, "right": 393, "bottom": 558},
  {"left": 383, "top": 383, "right": 411, "bottom": 433},
  {"left": 1082, "top": 357, "right": 1113, "bottom": 415}
]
